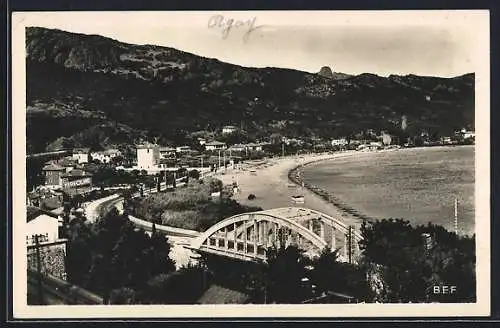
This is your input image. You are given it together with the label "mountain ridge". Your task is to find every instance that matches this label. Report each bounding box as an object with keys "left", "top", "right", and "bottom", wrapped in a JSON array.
[{"left": 25, "top": 26, "right": 475, "bottom": 153}]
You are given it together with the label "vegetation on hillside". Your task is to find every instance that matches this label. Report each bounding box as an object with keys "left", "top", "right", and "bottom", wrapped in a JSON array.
[
  {"left": 64, "top": 208, "right": 176, "bottom": 303},
  {"left": 359, "top": 218, "right": 476, "bottom": 303},
  {"left": 26, "top": 27, "right": 474, "bottom": 153},
  {"left": 62, "top": 202, "right": 475, "bottom": 304},
  {"left": 126, "top": 178, "right": 262, "bottom": 231}
]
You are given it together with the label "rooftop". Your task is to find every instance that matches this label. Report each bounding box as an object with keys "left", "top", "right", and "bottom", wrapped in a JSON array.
[
  {"left": 205, "top": 141, "right": 226, "bottom": 146},
  {"left": 61, "top": 169, "right": 92, "bottom": 178},
  {"left": 42, "top": 163, "right": 65, "bottom": 171},
  {"left": 136, "top": 143, "right": 159, "bottom": 149},
  {"left": 57, "top": 157, "right": 78, "bottom": 167},
  {"left": 196, "top": 284, "right": 249, "bottom": 304},
  {"left": 73, "top": 148, "right": 90, "bottom": 153},
  {"left": 92, "top": 148, "right": 121, "bottom": 155},
  {"left": 159, "top": 147, "right": 176, "bottom": 152},
  {"left": 27, "top": 206, "right": 59, "bottom": 223}
]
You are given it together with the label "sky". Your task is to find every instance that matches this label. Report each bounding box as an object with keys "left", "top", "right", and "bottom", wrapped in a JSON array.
[{"left": 14, "top": 10, "right": 488, "bottom": 77}]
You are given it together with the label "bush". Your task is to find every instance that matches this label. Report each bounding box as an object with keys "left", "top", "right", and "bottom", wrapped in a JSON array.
[
  {"left": 248, "top": 194, "right": 256, "bottom": 200},
  {"left": 188, "top": 169, "right": 200, "bottom": 180},
  {"left": 130, "top": 181, "right": 262, "bottom": 231},
  {"left": 109, "top": 287, "right": 136, "bottom": 304}
]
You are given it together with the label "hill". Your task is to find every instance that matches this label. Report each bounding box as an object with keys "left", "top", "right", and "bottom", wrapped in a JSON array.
[{"left": 26, "top": 27, "right": 475, "bottom": 153}]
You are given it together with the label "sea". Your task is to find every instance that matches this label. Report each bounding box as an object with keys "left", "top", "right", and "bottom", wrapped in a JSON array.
[{"left": 301, "top": 146, "right": 475, "bottom": 236}]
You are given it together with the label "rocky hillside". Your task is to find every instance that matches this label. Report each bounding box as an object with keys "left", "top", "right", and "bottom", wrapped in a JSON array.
[{"left": 26, "top": 27, "right": 475, "bottom": 153}]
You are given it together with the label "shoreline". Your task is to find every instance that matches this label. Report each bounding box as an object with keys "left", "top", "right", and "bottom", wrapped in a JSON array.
[
  {"left": 218, "top": 151, "right": 370, "bottom": 231},
  {"left": 287, "top": 154, "right": 375, "bottom": 224},
  {"left": 219, "top": 145, "right": 474, "bottom": 233}
]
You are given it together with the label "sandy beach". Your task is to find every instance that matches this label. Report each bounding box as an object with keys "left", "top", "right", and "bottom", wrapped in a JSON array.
[{"left": 216, "top": 151, "right": 367, "bottom": 231}]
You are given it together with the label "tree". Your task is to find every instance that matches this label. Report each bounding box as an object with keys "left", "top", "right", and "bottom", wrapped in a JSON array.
[
  {"left": 188, "top": 169, "right": 200, "bottom": 180},
  {"left": 143, "top": 265, "right": 206, "bottom": 304},
  {"left": 265, "top": 245, "right": 310, "bottom": 303},
  {"left": 359, "top": 219, "right": 476, "bottom": 303},
  {"left": 269, "top": 133, "right": 283, "bottom": 145},
  {"left": 109, "top": 287, "right": 136, "bottom": 304},
  {"left": 65, "top": 217, "right": 94, "bottom": 286},
  {"left": 75, "top": 208, "right": 176, "bottom": 301},
  {"left": 309, "top": 248, "right": 374, "bottom": 302}
]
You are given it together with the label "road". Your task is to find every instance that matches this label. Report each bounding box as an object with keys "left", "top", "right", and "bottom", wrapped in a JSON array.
[{"left": 84, "top": 191, "right": 200, "bottom": 269}]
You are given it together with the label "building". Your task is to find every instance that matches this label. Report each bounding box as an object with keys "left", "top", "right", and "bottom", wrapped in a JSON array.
[
  {"left": 42, "top": 163, "right": 66, "bottom": 187},
  {"left": 441, "top": 136, "right": 453, "bottom": 145},
  {"left": 205, "top": 141, "right": 227, "bottom": 151},
  {"left": 222, "top": 125, "right": 239, "bottom": 134},
  {"left": 246, "top": 143, "right": 263, "bottom": 151},
  {"left": 381, "top": 132, "right": 392, "bottom": 146},
  {"left": 176, "top": 146, "right": 192, "bottom": 153},
  {"left": 196, "top": 284, "right": 250, "bottom": 304},
  {"left": 331, "top": 138, "right": 348, "bottom": 147},
  {"left": 27, "top": 188, "right": 64, "bottom": 210},
  {"left": 460, "top": 128, "right": 475, "bottom": 140},
  {"left": 90, "top": 149, "right": 122, "bottom": 163},
  {"left": 26, "top": 206, "right": 62, "bottom": 245},
  {"left": 60, "top": 169, "right": 93, "bottom": 196},
  {"left": 228, "top": 144, "right": 247, "bottom": 152},
  {"left": 26, "top": 206, "right": 67, "bottom": 280},
  {"left": 72, "top": 148, "right": 90, "bottom": 164},
  {"left": 369, "top": 141, "right": 383, "bottom": 149},
  {"left": 56, "top": 157, "right": 78, "bottom": 173},
  {"left": 137, "top": 143, "right": 160, "bottom": 170},
  {"left": 283, "top": 137, "right": 305, "bottom": 146},
  {"left": 159, "top": 147, "right": 177, "bottom": 159},
  {"left": 198, "top": 138, "right": 207, "bottom": 145}
]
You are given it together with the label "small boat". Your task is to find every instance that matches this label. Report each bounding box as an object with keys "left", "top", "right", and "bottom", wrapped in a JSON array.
[{"left": 291, "top": 195, "right": 305, "bottom": 204}]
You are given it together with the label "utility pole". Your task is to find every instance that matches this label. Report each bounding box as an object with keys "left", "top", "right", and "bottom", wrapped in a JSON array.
[
  {"left": 454, "top": 198, "right": 458, "bottom": 235},
  {"left": 201, "top": 156, "right": 204, "bottom": 179},
  {"left": 34, "top": 234, "right": 44, "bottom": 305},
  {"left": 348, "top": 226, "right": 352, "bottom": 264},
  {"left": 282, "top": 142, "right": 285, "bottom": 157},
  {"left": 218, "top": 150, "right": 221, "bottom": 171}
]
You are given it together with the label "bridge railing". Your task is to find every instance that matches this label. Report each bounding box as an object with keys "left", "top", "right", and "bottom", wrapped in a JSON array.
[{"left": 128, "top": 214, "right": 200, "bottom": 238}]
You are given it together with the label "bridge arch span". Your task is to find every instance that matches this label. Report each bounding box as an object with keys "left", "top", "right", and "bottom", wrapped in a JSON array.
[{"left": 189, "top": 207, "right": 362, "bottom": 263}]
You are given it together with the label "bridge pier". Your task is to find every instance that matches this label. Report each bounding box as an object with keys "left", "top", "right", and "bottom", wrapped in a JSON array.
[
  {"left": 244, "top": 222, "right": 248, "bottom": 254},
  {"left": 224, "top": 226, "right": 228, "bottom": 250},
  {"left": 253, "top": 220, "right": 258, "bottom": 256},
  {"left": 344, "top": 232, "right": 348, "bottom": 259},
  {"left": 233, "top": 223, "right": 237, "bottom": 251},
  {"left": 331, "top": 226, "right": 336, "bottom": 251}
]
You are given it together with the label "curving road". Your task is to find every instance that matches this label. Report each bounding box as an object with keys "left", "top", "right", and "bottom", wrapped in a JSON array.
[{"left": 84, "top": 191, "right": 200, "bottom": 269}]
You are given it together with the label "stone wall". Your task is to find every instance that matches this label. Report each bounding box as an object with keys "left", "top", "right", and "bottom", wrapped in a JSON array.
[{"left": 27, "top": 240, "right": 67, "bottom": 280}]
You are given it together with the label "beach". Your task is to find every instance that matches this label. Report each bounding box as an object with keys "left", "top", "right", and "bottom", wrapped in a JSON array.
[{"left": 217, "top": 151, "right": 366, "bottom": 231}]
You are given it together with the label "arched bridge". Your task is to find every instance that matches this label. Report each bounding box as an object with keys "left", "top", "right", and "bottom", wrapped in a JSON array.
[{"left": 188, "top": 207, "right": 363, "bottom": 264}]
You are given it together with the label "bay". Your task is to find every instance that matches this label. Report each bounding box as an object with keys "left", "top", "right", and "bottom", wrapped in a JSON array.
[{"left": 301, "top": 146, "right": 475, "bottom": 235}]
